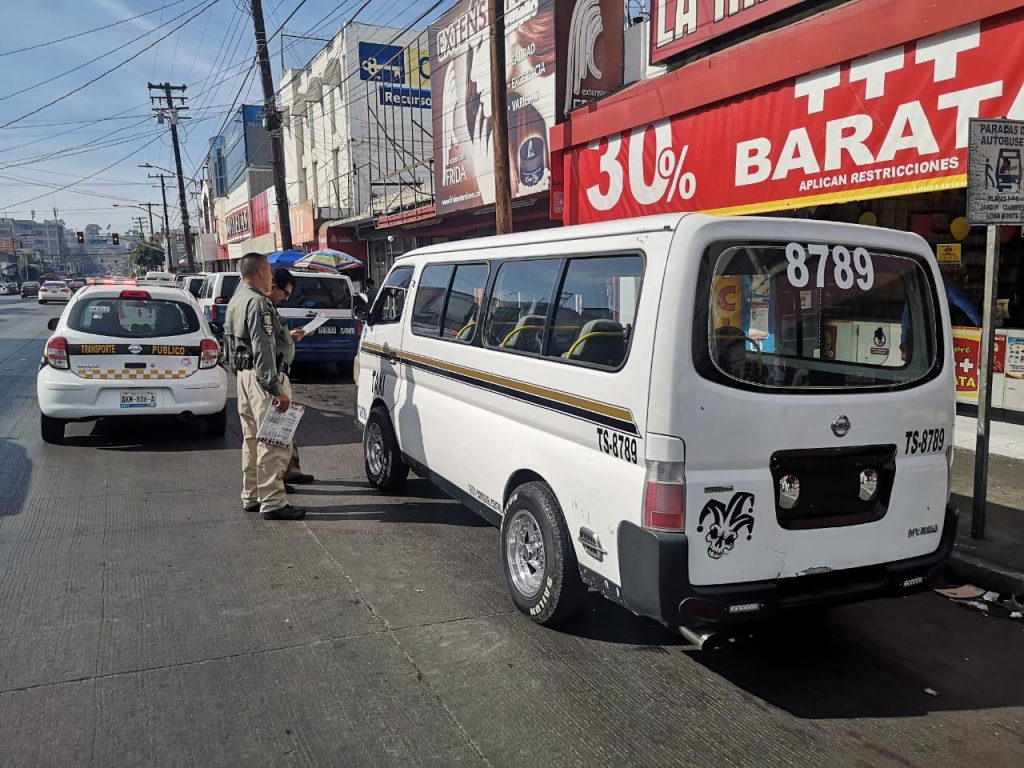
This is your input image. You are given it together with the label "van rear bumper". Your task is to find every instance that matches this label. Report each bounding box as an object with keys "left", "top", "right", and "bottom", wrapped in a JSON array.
[{"left": 615, "top": 504, "right": 958, "bottom": 629}]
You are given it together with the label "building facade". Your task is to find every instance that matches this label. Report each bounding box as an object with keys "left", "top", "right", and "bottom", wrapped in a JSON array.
[{"left": 551, "top": 0, "right": 1024, "bottom": 418}]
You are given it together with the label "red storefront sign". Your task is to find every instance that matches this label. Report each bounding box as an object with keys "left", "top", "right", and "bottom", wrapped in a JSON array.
[
  {"left": 566, "top": 12, "right": 1024, "bottom": 225},
  {"left": 651, "top": 0, "right": 808, "bottom": 64},
  {"left": 952, "top": 327, "right": 1006, "bottom": 402},
  {"left": 250, "top": 189, "right": 271, "bottom": 238}
]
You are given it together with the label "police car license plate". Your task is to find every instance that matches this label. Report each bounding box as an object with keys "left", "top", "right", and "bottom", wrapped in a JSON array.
[
  {"left": 317, "top": 325, "right": 338, "bottom": 335},
  {"left": 120, "top": 391, "right": 157, "bottom": 409}
]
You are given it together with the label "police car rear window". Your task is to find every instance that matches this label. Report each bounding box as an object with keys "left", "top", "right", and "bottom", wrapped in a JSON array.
[{"left": 68, "top": 298, "right": 200, "bottom": 338}]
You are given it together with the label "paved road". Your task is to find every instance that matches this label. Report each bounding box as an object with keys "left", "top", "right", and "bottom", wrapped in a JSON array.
[{"left": 1, "top": 294, "right": 1022, "bottom": 767}]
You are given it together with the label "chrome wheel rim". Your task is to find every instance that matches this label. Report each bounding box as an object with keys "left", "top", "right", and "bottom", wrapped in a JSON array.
[
  {"left": 506, "top": 509, "right": 545, "bottom": 598},
  {"left": 366, "top": 422, "right": 385, "bottom": 477}
]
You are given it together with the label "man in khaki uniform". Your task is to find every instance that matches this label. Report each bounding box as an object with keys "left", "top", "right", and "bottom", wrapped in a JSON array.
[{"left": 223, "top": 253, "right": 305, "bottom": 520}]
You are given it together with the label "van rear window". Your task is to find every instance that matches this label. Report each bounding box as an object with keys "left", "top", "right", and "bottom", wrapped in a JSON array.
[
  {"left": 68, "top": 298, "right": 200, "bottom": 338},
  {"left": 695, "top": 240, "right": 941, "bottom": 390},
  {"left": 279, "top": 275, "right": 351, "bottom": 310}
]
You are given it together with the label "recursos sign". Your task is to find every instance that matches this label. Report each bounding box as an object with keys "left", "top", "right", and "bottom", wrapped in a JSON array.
[
  {"left": 651, "top": 0, "right": 809, "bottom": 63},
  {"left": 566, "top": 14, "right": 1024, "bottom": 225}
]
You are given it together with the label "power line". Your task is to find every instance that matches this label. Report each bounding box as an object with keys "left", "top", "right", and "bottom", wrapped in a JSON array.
[
  {"left": 0, "top": 0, "right": 215, "bottom": 104},
  {"left": 0, "top": 0, "right": 222, "bottom": 129},
  {"left": 1, "top": 135, "right": 164, "bottom": 210},
  {"left": 0, "top": 0, "right": 188, "bottom": 58}
]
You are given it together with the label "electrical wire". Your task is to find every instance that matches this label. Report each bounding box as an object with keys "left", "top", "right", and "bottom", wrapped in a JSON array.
[
  {"left": 0, "top": 0, "right": 188, "bottom": 58},
  {"left": 0, "top": 0, "right": 223, "bottom": 129},
  {"left": 0, "top": 0, "right": 215, "bottom": 104}
]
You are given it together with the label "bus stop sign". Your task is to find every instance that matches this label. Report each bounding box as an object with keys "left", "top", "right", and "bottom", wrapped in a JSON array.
[{"left": 967, "top": 118, "right": 1024, "bottom": 225}]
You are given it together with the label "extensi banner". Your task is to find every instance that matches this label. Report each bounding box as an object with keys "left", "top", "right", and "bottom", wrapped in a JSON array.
[{"left": 565, "top": 12, "right": 1024, "bottom": 225}]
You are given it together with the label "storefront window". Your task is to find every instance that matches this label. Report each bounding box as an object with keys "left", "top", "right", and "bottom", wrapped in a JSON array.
[{"left": 696, "top": 240, "right": 941, "bottom": 390}]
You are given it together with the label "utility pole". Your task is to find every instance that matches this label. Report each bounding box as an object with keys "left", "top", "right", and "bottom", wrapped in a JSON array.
[
  {"left": 150, "top": 173, "right": 175, "bottom": 272},
  {"left": 487, "top": 0, "right": 512, "bottom": 234},
  {"left": 249, "top": 0, "right": 293, "bottom": 249},
  {"left": 148, "top": 82, "right": 196, "bottom": 271}
]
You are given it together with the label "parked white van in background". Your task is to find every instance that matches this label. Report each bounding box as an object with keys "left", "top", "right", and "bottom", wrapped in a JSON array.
[{"left": 355, "top": 214, "right": 956, "bottom": 645}]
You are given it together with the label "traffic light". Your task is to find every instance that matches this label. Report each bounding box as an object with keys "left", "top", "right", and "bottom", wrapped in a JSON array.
[
  {"left": 112, "top": 233, "right": 120, "bottom": 245},
  {"left": 76, "top": 231, "right": 84, "bottom": 244}
]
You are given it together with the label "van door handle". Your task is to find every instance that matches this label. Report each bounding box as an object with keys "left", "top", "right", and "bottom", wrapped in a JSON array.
[{"left": 383, "top": 343, "right": 397, "bottom": 364}]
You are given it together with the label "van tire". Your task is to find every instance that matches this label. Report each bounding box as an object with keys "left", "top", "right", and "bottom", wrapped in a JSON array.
[
  {"left": 501, "top": 481, "right": 585, "bottom": 625},
  {"left": 40, "top": 413, "right": 65, "bottom": 445},
  {"left": 206, "top": 406, "right": 227, "bottom": 437},
  {"left": 364, "top": 408, "right": 408, "bottom": 491}
]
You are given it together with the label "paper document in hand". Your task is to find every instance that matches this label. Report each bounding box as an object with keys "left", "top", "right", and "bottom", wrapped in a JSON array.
[
  {"left": 301, "top": 313, "right": 330, "bottom": 335},
  {"left": 257, "top": 402, "right": 305, "bottom": 447}
]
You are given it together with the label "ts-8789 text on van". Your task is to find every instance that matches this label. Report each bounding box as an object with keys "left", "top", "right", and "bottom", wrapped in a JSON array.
[{"left": 354, "top": 214, "right": 956, "bottom": 646}]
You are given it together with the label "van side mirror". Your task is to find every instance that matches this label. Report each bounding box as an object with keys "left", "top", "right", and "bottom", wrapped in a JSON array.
[
  {"left": 353, "top": 305, "right": 369, "bottom": 323},
  {"left": 209, "top": 322, "right": 223, "bottom": 335},
  {"left": 47, "top": 318, "right": 59, "bottom": 331}
]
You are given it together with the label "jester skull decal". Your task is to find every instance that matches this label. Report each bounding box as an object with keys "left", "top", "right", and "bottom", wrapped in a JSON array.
[{"left": 696, "top": 492, "right": 756, "bottom": 559}]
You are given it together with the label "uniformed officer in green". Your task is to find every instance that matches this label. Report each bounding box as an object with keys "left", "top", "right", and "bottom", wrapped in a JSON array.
[{"left": 224, "top": 252, "right": 305, "bottom": 520}]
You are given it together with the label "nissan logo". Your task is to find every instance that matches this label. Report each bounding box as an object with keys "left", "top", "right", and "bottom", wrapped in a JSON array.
[
  {"left": 831, "top": 415, "right": 851, "bottom": 438},
  {"left": 129, "top": 344, "right": 143, "bottom": 354}
]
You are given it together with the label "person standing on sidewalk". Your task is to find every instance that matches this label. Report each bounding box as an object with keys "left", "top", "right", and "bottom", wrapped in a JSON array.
[
  {"left": 270, "top": 267, "right": 314, "bottom": 486},
  {"left": 223, "top": 253, "right": 305, "bottom": 521}
]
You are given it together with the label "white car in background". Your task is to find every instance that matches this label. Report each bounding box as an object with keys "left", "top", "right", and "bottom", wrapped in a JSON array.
[
  {"left": 37, "top": 281, "right": 228, "bottom": 444},
  {"left": 38, "top": 281, "right": 72, "bottom": 304}
]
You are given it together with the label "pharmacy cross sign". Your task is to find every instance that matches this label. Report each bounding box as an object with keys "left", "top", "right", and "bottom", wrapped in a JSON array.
[{"left": 959, "top": 357, "right": 975, "bottom": 375}]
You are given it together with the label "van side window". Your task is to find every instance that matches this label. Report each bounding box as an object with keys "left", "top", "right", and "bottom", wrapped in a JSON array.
[
  {"left": 548, "top": 255, "right": 644, "bottom": 368},
  {"left": 411, "top": 265, "right": 454, "bottom": 337},
  {"left": 372, "top": 266, "right": 414, "bottom": 325},
  {"left": 199, "top": 279, "right": 212, "bottom": 300},
  {"left": 443, "top": 263, "right": 488, "bottom": 342},
  {"left": 483, "top": 259, "right": 561, "bottom": 353}
]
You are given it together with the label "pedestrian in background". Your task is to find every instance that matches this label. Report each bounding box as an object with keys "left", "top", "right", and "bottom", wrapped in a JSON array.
[
  {"left": 223, "top": 252, "right": 305, "bottom": 520},
  {"left": 271, "top": 267, "right": 314, "bottom": 486}
]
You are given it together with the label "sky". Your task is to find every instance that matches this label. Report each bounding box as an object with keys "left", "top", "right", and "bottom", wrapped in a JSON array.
[{"left": 0, "top": 0, "right": 452, "bottom": 238}]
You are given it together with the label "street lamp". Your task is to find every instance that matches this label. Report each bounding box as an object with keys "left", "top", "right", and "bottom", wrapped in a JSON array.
[{"left": 138, "top": 162, "right": 176, "bottom": 176}]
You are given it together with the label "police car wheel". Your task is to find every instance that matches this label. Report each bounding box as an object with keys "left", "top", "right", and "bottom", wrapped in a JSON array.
[
  {"left": 40, "top": 413, "right": 65, "bottom": 445},
  {"left": 501, "top": 481, "right": 585, "bottom": 626},
  {"left": 206, "top": 406, "right": 227, "bottom": 437},
  {"left": 364, "top": 408, "right": 408, "bottom": 491}
]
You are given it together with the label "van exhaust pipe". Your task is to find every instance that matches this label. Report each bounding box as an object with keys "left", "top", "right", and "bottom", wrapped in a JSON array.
[{"left": 678, "top": 625, "right": 718, "bottom": 650}]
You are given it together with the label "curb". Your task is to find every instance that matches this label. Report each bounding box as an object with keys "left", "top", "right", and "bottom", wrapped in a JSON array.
[{"left": 947, "top": 549, "right": 1024, "bottom": 597}]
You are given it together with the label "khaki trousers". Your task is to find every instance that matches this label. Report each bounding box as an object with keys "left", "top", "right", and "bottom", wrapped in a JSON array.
[{"left": 237, "top": 370, "right": 292, "bottom": 512}]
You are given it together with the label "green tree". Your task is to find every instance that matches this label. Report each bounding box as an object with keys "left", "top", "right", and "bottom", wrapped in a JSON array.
[{"left": 132, "top": 243, "right": 165, "bottom": 272}]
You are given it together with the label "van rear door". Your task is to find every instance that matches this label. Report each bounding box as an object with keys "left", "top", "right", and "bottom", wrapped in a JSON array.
[
  {"left": 649, "top": 218, "right": 953, "bottom": 588},
  {"left": 276, "top": 273, "right": 359, "bottom": 362}
]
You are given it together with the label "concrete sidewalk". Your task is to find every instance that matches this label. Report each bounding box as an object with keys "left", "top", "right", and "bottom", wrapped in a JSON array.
[
  {"left": 949, "top": 421, "right": 1024, "bottom": 595},
  {"left": 954, "top": 414, "right": 1024, "bottom": 460}
]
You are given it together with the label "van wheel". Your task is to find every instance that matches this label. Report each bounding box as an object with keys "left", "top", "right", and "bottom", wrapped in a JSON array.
[
  {"left": 364, "top": 408, "right": 408, "bottom": 491},
  {"left": 206, "top": 406, "right": 227, "bottom": 437},
  {"left": 40, "top": 413, "right": 65, "bottom": 445},
  {"left": 501, "top": 481, "right": 585, "bottom": 625}
]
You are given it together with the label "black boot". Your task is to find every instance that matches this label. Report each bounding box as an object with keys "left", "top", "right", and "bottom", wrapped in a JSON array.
[{"left": 262, "top": 505, "right": 306, "bottom": 521}]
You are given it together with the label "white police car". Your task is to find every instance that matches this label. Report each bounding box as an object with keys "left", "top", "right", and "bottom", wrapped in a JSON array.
[{"left": 37, "top": 280, "right": 228, "bottom": 444}]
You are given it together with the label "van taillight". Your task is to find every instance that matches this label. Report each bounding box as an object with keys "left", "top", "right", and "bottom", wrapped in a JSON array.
[
  {"left": 45, "top": 336, "right": 69, "bottom": 370},
  {"left": 643, "top": 460, "right": 686, "bottom": 531},
  {"left": 209, "top": 305, "right": 221, "bottom": 323},
  {"left": 200, "top": 339, "right": 219, "bottom": 369}
]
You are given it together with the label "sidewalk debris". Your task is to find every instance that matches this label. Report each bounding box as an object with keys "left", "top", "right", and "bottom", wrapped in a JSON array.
[
  {"left": 935, "top": 584, "right": 986, "bottom": 600},
  {"left": 936, "top": 584, "right": 1024, "bottom": 619}
]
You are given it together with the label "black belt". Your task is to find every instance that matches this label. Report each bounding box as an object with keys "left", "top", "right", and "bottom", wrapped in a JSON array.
[{"left": 280, "top": 362, "right": 291, "bottom": 375}]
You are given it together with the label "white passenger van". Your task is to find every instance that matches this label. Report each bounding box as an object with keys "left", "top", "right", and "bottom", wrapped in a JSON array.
[{"left": 354, "top": 214, "right": 956, "bottom": 642}]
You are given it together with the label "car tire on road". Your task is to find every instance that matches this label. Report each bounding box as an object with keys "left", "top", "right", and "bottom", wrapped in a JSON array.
[
  {"left": 501, "top": 481, "right": 585, "bottom": 626},
  {"left": 38, "top": 300, "right": 46, "bottom": 305},
  {"left": 206, "top": 406, "right": 227, "bottom": 437},
  {"left": 364, "top": 407, "right": 408, "bottom": 491},
  {"left": 40, "top": 413, "right": 65, "bottom": 445}
]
